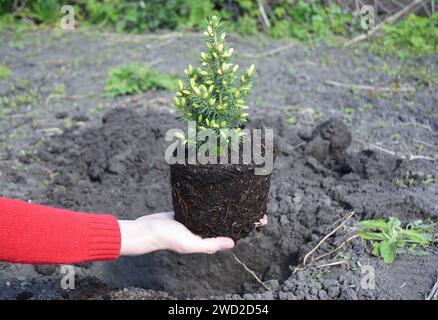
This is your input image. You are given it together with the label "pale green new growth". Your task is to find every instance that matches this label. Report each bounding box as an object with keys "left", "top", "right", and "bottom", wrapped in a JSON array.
[{"left": 174, "top": 16, "right": 254, "bottom": 146}]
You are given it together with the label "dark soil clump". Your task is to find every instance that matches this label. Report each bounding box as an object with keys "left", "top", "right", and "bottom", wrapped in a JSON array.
[{"left": 170, "top": 162, "right": 272, "bottom": 240}]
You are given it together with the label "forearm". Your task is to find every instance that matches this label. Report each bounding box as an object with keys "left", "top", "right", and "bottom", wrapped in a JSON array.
[
  {"left": 0, "top": 197, "right": 238, "bottom": 265},
  {"left": 0, "top": 197, "right": 121, "bottom": 264}
]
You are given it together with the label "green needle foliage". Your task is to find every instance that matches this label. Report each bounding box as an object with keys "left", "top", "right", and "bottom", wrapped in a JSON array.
[
  {"left": 174, "top": 16, "right": 254, "bottom": 146},
  {"left": 357, "top": 217, "right": 437, "bottom": 264}
]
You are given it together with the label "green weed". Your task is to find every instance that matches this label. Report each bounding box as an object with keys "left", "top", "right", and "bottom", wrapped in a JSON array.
[
  {"left": 0, "top": 65, "right": 11, "bottom": 80},
  {"left": 0, "top": 0, "right": 351, "bottom": 41},
  {"left": 2, "top": 1, "right": 436, "bottom": 55},
  {"left": 357, "top": 217, "right": 437, "bottom": 264},
  {"left": 26, "top": 0, "right": 60, "bottom": 24},
  {"left": 370, "top": 13, "right": 438, "bottom": 59},
  {"left": 104, "top": 63, "right": 178, "bottom": 97}
]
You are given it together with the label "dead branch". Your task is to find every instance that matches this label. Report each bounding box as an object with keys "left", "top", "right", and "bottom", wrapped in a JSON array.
[
  {"left": 398, "top": 120, "right": 433, "bottom": 132},
  {"left": 240, "top": 42, "right": 296, "bottom": 59},
  {"left": 230, "top": 251, "right": 274, "bottom": 293},
  {"left": 46, "top": 93, "right": 95, "bottom": 106},
  {"left": 316, "top": 260, "right": 348, "bottom": 269},
  {"left": 148, "top": 58, "right": 162, "bottom": 67},
  {"left": 42, "top": 127, "right": 63, "bottom": 136},
  {"left": 101, "top": 31, "right": 184, "bottom": 44},
  {"left": 345, "top": 0, "right": 427, "bottom": 47},
  {"left": 146, "top": 97, "right": 173, "bottom": 106},
  {"left": 145, "top": 37, "right": 180, "bottom": 51},
  {"left": 425, "top": 272, "right": 438, "bottom": 300},
  {"left": 258, "top": 0, "right": 271, "bottom": 29},
  {"left": 301, "top": 211, "right": 355, "bottom": 268},
  {"left": 313, "top": 235, "right": 359, "bottom": 262},
  {"left": 324, "top": 80, "right": 415, "bottom": 93},
  {"left": 354, "top": 138, "right": 438, "bottom": 161},
  {"left": 291, "top": 142, "right": 306, "bottom": 151}
]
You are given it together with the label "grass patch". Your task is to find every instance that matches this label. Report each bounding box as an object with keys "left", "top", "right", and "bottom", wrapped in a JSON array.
[
  {"left": 357, "top": 217, "right": 437, "bottom": 264},
  {"left": 370, "top": 13, "right": 438, "bottom": 59},
  {"left": 0, "top": 65, "right": 11, "bottom": 80},
  {"left": 104, "top": 63, "right": 178, "bottom": 98}
]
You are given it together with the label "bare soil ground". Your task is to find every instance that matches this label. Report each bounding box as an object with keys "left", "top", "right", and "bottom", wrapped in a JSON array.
[{"left": 0, "top": 29, "right": 437, "bottom": 300}]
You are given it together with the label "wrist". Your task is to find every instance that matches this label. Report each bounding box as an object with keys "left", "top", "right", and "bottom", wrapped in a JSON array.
[
  {"left": 118, "top": 219, "right": 162, "bottom": 256},
  {"left": 118, "top": 220, "right": 145, "bottom": 256}
]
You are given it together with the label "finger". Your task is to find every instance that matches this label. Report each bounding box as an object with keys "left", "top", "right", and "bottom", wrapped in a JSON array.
[
  {"left": 255, "top": 215, "right": 268, "bottom": 226},
  {"left": 181, "top": 237, "right": 235, "bottom": 254}
]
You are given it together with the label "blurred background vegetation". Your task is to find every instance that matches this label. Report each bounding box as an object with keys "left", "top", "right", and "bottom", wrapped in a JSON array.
[{"left": 0, "top": 0, "right": 437, "bottom": 57}]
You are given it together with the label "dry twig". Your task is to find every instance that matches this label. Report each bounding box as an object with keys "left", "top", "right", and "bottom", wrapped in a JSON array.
[
  {"left": 324, "top": 80, "right": 415, "bottom": 93},
  {"left": 230, "top": 251, "right": 274, "bottom": 293},
  {"left": 398, "top": 120, "right": 433, "bottom": 132},
  {"left": 316, "top": 260, "right": 348, "bottom": 269},
  {"left": 240, "top": 42, "right": 296, "bottom": 59},
  {"left": 293, "top": 211, "right": 356, "bottom": 274},
  {"left": 101, "top": 31, "right": 184, "bottom": 43},
  {"left": 313, "top": 235, "right": 360, "bottom": 262},
  {"left": 291, "top": 142, "right": 306, "bottom": 151},
  {"left": 425, "top": 272, "right": 438, "bottom": 300},
  {"left": 42, "top": 127, "right": 63, "bottom": 136},
  {"left": 258, "top": 0, "right": 271, "bottom": 29},
  {"left": 354, "top": 138, "right": 438, "bottom": 161}
]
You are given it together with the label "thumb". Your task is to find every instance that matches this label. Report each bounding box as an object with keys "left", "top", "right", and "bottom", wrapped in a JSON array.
[{"left": 182, "top": 236, "right": 235, "bottom": 254}]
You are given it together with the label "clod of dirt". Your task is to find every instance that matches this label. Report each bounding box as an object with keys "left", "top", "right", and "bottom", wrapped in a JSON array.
[
  {"left": 55, "top": 111, "right": 69, "bottom": 119},
  {"left": 106, "top": 288, "right": 176, "bottom": 300},
  {"left": 304, "top": 118, "right": 352, "bottom": 174},
  {"left": 170, "top": 161, "right": 272, "bottom": 241},
  {"left": 34, "top": 265, "right": 57, "bottom": 276}
]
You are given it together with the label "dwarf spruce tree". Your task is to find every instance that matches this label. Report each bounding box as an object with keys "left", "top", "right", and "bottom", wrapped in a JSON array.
[{"left": 174, "top": 16, "right": 254, "bottom": 150}]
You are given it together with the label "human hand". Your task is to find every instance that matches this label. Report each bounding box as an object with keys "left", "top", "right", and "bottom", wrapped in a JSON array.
[{"left": 118, "top": 212, "right": 267, "bottom": 256}]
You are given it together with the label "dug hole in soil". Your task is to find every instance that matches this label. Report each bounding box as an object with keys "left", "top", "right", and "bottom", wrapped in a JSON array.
[{"left": 26, "top": 104, "right": 437, "bottom": 300}]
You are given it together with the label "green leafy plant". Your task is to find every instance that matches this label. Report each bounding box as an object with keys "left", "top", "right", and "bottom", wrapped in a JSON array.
[
  {"left": 269, "top": 1, "right": 352, "bottom": 40},
  {"left": 0, "top": 0, "right": 352, "bottom": 41},
  {"left": 82, "top": 0, "right": 181, "bottom": 33},
  {"left": 0, "top": 64, "right": 11, "bottom": 80},
  {"left": 371, "top": 13, "right": 438, "bottom": 59},
  {"left": 357, "top": 217, "right": 437, "bottom": 264},
  {"left": 104, "top": 63, "right": 178, "bottom": 97},
  {"left": 26, "top": 0, "right": 60, "bottom": 24},
  {"left": 173, "top": 16, "right": 254, "bottom": 148}
]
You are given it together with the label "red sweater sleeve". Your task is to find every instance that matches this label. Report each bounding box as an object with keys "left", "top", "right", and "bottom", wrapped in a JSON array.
[{"left": 0, "top": 197, "right": 121, "bottom": 264}]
